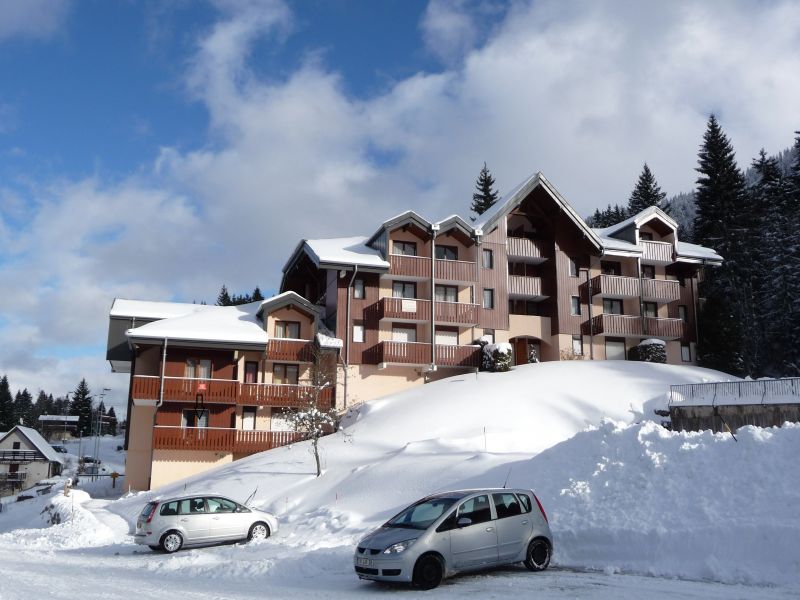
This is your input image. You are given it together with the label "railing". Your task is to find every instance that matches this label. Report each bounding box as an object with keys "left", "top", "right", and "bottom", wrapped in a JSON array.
[
  {"left": 589, "top": 275, "right": 640, "bottom": 298},
  {"left": 0, "top": 472, "right": 28, "bottom": 482},
  {"left": 267, "top": 339, "right": 314, "bottom": 362},
  {"left": 435, "top": 259, "right": 477, "bottom": 282},
  {"left": 132, "top": 376, "right": 334, "bottom": 408},
  {"left": 377, "top": 298, "right": 478, "bottom": 325},
  {"left": 586, "top": 314, "right": 684, "bottom": 339},
  {"left": 508, "top": 275, "right": 542, "bottom": 297},
  {"left": 367, "top": 341, "right": 480, "bottom": 367},
  {"left": 641, "top": 278, "right": 680, "bottom": 302},
  {"left": 0, "top": 450, "right": 38, "bottom": 463},
  {"left": 641, "top": 240, "right": 673, "bottom": 263},
  {"left": 390, "top": 254, "right": 430, "bottom": 278},
  {"left": 152, "top": 426, "right": 306, "bottom": 454},
  {"left": 507, "top": 237, "right": 545, "bottom": 260},
  {"left": 436, "top": 344, "right": 481, "bottom": 367},
  {"left": 669, "top": 378, "right": 800, "bottom": 406}
]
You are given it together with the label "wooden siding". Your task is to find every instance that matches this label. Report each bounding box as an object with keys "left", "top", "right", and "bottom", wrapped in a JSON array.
[
  {"left": 477, "top": 217, "right": 510, "bottom": 330},
  {"left": 390, "top": 254, "right": 430, "bottom": 279},
  {"left": 642, "top": 278, "right": 680, "bottom": 302},
  {"left": 506, "top": 237, "right": 545, "bottom": 260},
  {"left": 641, "top": 240, "right": 673, "bottom": 264},
  {"left": 435, "top": 258, "right": 478, "bottom": 283},
  {"left": 589, "top": 275, "right": 640, "bottom": 298},
  {"left": 266, "top": 339, "right": 314, "bottom": 362}
]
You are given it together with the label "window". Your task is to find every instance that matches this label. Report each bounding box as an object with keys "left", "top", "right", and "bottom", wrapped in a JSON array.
[
  {"left": 483, "top": 329, "right": 495, "bottom": 343},
  {"left": 570, "top": 296, "right": 581, "bottom": 316},
  {"left": 568, "top": 257, "right": 580, "bottom": 277},
  {"left": 392, "top": 281, "right": 417, "bottom": 299},
  {"left": 185, "top": 358, "right": 211, "bottom": 379},
  {"left": 643, "top": 302, "right": 658, "bottom": 318},
  {"left": 353, "top": 279, "right": 365, "bottom": 299},
  {"left": 603, "top": 298, "right": 623, "bottom": 315},
  {"left": 241, "top": 406, "right": 256, "bottom": 431},
  {"left": 275, "top": 321, "right": 300, "bottom": 339},
  {"left": 392, "top": 326, "right": 417, "bottom": 343},
  {"left": 679, "top": 305, "right": 688, "bottom": 323},
  {"left": 457, "top": 494, "right": 493, "bottom": 525},
  {"left": 572, "top": 335, "right": 583, "bottom": 356},
  {"left": 642, "top": 265, "right": 655, "bottom": 279},
  {"left": 159, "top": 501, "right": 180, "bottom": 516},
  {"left": 244, "top": 361, "right": 258, "bottom": 384},
  {"left": 482, "top": 249, "right": 494, "bottom": 269},
  {"left": 492, "top": 493, "right": 523, "bottom": 519},
  {"left": 435, "top": 245, "right": 458, "bottom": 260},
  {"left": 353, "top": 323, "right": 365, "bottom": 343},
  {"left": 606, "top": 339, "right": 626, "bottom": 360},
  {"left": 179, "top": 498, "right": 207, "bottom": 515},
  {"left": 207, "top": 497, "right": 238, "bottom": 513},
  {"left": 681, "top": 344, "right": 691, "bottom": 362},
  {"left": 435, "top": 284, "right": 458, "bottom": 303},
  {"left": 273, "top": 363, "right": 299, "bottom": 385},
  {"left": 181, "top": 409, "right": 209, "bottom": 428},
  {"left": 483, "top": 288, "right": 495, "bottom": 309},
  {"left": 639, "top": 231, "right": 654, "bottom": 241},
  {"left": 393, "top": 240, "right": 417, "bottom": 256},
  {"left": 517, "top": 493, "right": 533, "bottom": 513},
  {"left": 601, "top": 260, "right": 622, "bottom": 276}
]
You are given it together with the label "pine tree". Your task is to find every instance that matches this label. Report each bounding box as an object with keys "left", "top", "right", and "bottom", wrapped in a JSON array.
[
  {"left": 470, "top": 162, "right": 500, "bottom": 217},
  {"left": 693, "top": 115, "right": 748, "bottom": 376},
  {"left": 69, "top": 379, "right": 94, "bottom": 437},
  {"left": 216, "top": 285, "right": 232, "bottom": 306},
  {"left": 0, "top": 375, "right": 14, "bottom": 431},
  {"left": 778, "top": 130, "right": 800, "bottom": 375},
  {"left": 252, "top": 286, "right": 264, "bottom": 302},
  {"left": 627, "top": 163, "right": 667, "bottom": 215},
  {"left": 586, "top": 203, "right": 628, "bottom": 228},
  {"left": 96, "top": 400, "right": 107, "bottom": 435},
  {"left": 14, "top": 389, "right": 34, "bottom": 427},
  {"left": 106, "top": 406, "right": 118, "bottom": 436}
]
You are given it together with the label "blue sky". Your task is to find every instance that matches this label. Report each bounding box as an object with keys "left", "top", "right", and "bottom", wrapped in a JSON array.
[{"left": 1, "top": 0, "right": 800, "bottom": 415}]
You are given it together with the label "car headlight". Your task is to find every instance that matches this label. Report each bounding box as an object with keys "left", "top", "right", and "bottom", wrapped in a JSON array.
[{"left": 383, "top": 539, "right": 416, "bottom": 555}]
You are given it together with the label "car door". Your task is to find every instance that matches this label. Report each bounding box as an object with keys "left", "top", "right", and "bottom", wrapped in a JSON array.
[
  {"left": 492, "top": 492, "right": 532, "bottom": 562},
  {"left": 177, "top": 497, "right": 212, "bottom": 542},
  {"left": 206, "top": 497, "right": 243, "bottom": 539},
  {"left": 450, "top": 494, "right": 499, "bottom": 569}
]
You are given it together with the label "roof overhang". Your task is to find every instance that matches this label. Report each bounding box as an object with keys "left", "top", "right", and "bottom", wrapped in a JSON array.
[{"left": 127, "top": 336, "right": 267, "bottom": 352}]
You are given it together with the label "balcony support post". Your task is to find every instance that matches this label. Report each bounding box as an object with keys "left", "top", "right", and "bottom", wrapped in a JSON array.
[
  {"left": 430, "top": 223, "right": 439, "bottom": 372},
  {"left": 637, "top": 257, "right": 646, "bottom": 338}
]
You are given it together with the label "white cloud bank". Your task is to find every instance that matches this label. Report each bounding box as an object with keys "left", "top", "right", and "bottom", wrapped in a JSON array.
[
  {"left": 0, "top": 0, "right": 71, "bottom": 42},
  {"left": 2, "top": 0, "right": 800, "bottom": 413}
]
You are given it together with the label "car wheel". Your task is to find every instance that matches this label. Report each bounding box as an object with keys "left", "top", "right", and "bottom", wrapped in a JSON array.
[
  {"left": 248, "top": 522, "right": 270, "bottom": 542},
  {"left": 524, "top": 538, "right": 551, "bottom": 571},
  {"left": 160, "top": 531, "right": 183, "bottom": 554},
  {"left": 412, "top": 554, "right": 444, "bottom": 590}
]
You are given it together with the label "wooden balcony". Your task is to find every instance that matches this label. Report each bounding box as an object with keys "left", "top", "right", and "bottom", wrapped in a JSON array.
[
  {"left": 435, "top": 258, "right": 477, "bottom": 283},
  {"left": 152, "top": 426, "right": 305, "bottom": 454},
  {"left": 508, "top": 275, "right": 543, "bottom": 298},
  {"left": 390, "top": 254, "right": 430, "bottom": 279},
  {"left": 641, "top": 241, "right": 673, "bottom": 265},
  {"left": 0, "top": 450, "right": 38, "bottom": 464},
  {"left": 0, "top": 472, "right": 28, "bottom": 482},
  {"left": 642, "top": 278, "right": 680, "bottom": 302},
  {"left": 367, "top": 341, "right": 480, "bottom": 367},
  {"left": 132, "top": 376, "right": 334, "bottom": 408},
  {"left": 267, "top": 339, "right": 314, "bottom": 362},
  {"left": 584, "top": 314, "right": 684, "bottom": 340},
  {"left": 506, "top": 237, "right": 546, "bottom": 262},
  {"left": 377, "top": 298, "right": 478, "bottom": 326},
  {"left": 588, "top": 275, "right": 640, "bottom": 298}
]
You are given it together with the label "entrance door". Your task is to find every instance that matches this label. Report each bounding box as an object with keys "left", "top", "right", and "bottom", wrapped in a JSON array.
[
  {"left": 242, "top": 407, "right": 256, "bottom": 431},
  {"left": 606, "top": 339, "right": 626, "bottom": 360},
  {"left": 244, "top": 361, "right": 258, "bottom": 384}
]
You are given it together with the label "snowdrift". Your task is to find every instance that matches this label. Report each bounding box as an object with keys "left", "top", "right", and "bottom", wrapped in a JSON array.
[{"left": 107, "top": 361, "right": 800, "bottom": 585}]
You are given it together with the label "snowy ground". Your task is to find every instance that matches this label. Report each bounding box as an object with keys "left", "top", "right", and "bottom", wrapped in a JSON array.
[{"left": 1, "top": 362, "right": 798, "bottom": 599}]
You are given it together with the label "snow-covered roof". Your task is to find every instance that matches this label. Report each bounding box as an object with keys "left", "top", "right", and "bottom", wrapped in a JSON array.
[
  {"left": 38, "top": 415, "right": 80, "bottom": 422},
  {"left": 1, "top": 426, "right": 64, "bottom": 464},
  {"left": 291, "top": 236, "right": 391, "bottom": 272},
  {"left": 316, "top": 332, "right": 344, "bottom": 350},
  {"left": 109, "top": 298, "right": 210, "bottom": 320},
  {"left": 257, "top": 291, "right": 320, "bottom": 319},
  {"left": 127, "top": 301, "right": 268, "bottom": 347},
  {"left": 600, "top": 206, "right": 678, "bottom": 237},
  {"left": 593, "top": 232, "right": 642, "bottom": 254},
  {"left": 676, "top": 241, "right": 723, "bottom": 264}
]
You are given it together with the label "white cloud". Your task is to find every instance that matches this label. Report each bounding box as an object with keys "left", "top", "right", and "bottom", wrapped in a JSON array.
[
  {"left": 4, "top": 0, "right": 800, "bottom": 416},
  {"left": 0, "top": 0, "right": 71, "bottom": 42}
]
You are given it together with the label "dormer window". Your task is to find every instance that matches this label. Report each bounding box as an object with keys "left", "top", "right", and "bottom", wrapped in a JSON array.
[
  {"left": 435, "top": 245, "right": 458, "bottom": 261},
  {"left": 639, "top": 231, "right": 654, "bottom": 241},
  {"left": 275, "top": 321, "right": 300, "bottom": 339},
  {"left": 393, "top": 241, "right": 417, "bottom": 256}
]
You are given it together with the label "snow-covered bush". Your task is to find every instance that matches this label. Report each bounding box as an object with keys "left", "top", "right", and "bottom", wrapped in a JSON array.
[
  {"left": 559, "top": 349, "right": 584, "bottom": 360},
  {"left": 477, "top": 341, "right": 512, "bottom": 372},
  {"left": 528, "top": 347, "right": 540, "bottom": 363},
  {"left": 629, "top": 338, "right": 667, "bottom": 363}
]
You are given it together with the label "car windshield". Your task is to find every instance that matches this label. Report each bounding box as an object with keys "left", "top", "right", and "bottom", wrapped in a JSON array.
[{"left": 385, "top": 497, "right": 458, "bottom": 530}]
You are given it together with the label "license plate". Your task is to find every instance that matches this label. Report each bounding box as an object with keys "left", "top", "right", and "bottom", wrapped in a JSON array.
[{"left": 357, "top": 557, "right": 373, "bottom": 567}]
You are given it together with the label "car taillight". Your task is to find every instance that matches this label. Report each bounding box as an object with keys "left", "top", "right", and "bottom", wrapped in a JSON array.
[
  {"left": 146, "top": 503, "right": 159, "bottom": 523},
  {"left": 532, "top": 493, "right": 548, "bottom": 523}
]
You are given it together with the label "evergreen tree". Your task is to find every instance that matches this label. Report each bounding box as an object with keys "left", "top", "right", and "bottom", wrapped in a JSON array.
[
  {"left": 470, "top": 162, "right": 500, "bottom": 217},
  {"left": 0, "top": 375, "right": 14, "bottom": 431},
  {"left": 107, "top": 406, "right": 118, "bottom": 436},
  {"left": 216, "top": 285, "right": 232, "bottom": 306},
  {"left": 69, "top": 379, "right": 94, "bottom": 436},
  {"left": 693, "top": 115, "right": 748, "bottom": 376},
  {"left": 586, "top": 203, "right": 628, "bottom": 228},
  {"left": 14, "top": 389, "right": 34, "bottom": 427},
  {"left": 778, "top": 130, "right": 800, "bottom": 375},
  {"left": 627, "top": 163, "right": 667, "bottom": 215},
  {"left": 251, "top": 286, "right": 264, "bottom": 302},
  {"left": 95, "top": 400, "right": 107, "bottom": 435}
]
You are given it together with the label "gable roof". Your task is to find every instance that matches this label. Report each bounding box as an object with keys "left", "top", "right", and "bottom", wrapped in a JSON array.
[
  {"left": 109, "top": 298, "right": 210, "bottom": 320},
  {"left": 256, "top": 290, "right": 320, "bottom": 320},
  {"left": 1, "top": 426, "right": 64, "bottom": 464},
  {"left": 600, "top": 205, "right": 678, "bottom": 237},
  {"left": 282, "top": 236, "right": 391, "bottom": 277}
]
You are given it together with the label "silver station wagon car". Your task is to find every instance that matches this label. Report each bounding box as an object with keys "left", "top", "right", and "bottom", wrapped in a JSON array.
[
  {"left": 135, "top": 494, "right": 279, "bottom": 553},
  {"left": 354, "top": 488, "right": 552, "bottom": 589}
]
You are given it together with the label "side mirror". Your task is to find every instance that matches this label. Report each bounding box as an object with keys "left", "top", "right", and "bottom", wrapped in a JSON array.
[{"left": 457, "top": 517, "right": 472, "bottom": 528}]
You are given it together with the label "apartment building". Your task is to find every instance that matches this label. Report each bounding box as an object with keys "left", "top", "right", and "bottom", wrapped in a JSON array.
[
  {"left": 280, "top": 172, "right": 721, "bottom": 406},
  {"left": 108, "top": 171, "right": 721, "bottom": 490}
]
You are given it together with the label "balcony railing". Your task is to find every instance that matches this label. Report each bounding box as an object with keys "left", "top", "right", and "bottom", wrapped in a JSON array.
[
  {"left": 152, "top": 426, "right": 306, "bottom": 454},
  {"left": 508, "top": 275, "right": 543, "bottom": 297},
  {"left": 642, "top": 278, "right": 680, "bottom": 302},
  {"left": 507, "top": 237, "right": 546, "bottom": 261},
  {"left": 267, "top": 339, "right": 314, "bottom": 362},
  {"left": 377, "top": 298, "right": 478, "bottom": 326},
  {"left": 0, "top": 450, "right": 38, "bottom": 463},
  {"left": 0, "top": 472, "right": 28, "bottom": 482},
  {"left": 641, "top": 241, "right": 673, "bottom": 264},
  {"left": 366, "top": 341, "right": 481, "bottom": 367},
  {"left": 132, "top": 376, "right": 334, "bottom": 408},
  {"left": 585, "top": 314, "right": 684, "bottom": 340},
  {"left": 588, "top": 275, "right": 640, "bottom": 298},
  {"left": 390, "top": 254, "right": 430, "bottom": 279},
  {"left": 435, "top": 258, "right": 477, "bottom": 282}
]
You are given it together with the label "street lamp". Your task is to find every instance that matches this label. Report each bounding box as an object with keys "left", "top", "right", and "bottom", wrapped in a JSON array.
[
  {"left": 63, "top": 392, "right": 71, "bottom": 444},
  {"left": 93, "top": 388, "right": 111, "bottom": 472}
]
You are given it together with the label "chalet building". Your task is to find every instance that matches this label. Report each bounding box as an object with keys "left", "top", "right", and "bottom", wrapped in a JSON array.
[
  {"left": 37, "top": 415, "right": 80, "bottom": 441},
  {"left": 108, "top": 171, "right": 721, "bottom": 491},
  {"left": 0, "top": 426, "right": 64, "bottom": 497}
]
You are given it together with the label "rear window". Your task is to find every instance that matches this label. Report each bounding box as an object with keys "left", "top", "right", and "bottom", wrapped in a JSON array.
[
  {"left": 516, "top": 493, "right": 533, "bottom": 513},
  {"left": 160, "top": 501, "right": 179, "bottom": 516},
  {"left": 139, "top": 502, "right": 157, "bottom": 519}
]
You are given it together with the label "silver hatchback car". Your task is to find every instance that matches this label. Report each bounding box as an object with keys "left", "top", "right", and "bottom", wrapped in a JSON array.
[
  {"left": 134, "top": 494, "right": 279, "bottom": 553},
  {"left": 354, "top": 488, "right": 552, "bottom": 589}
]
